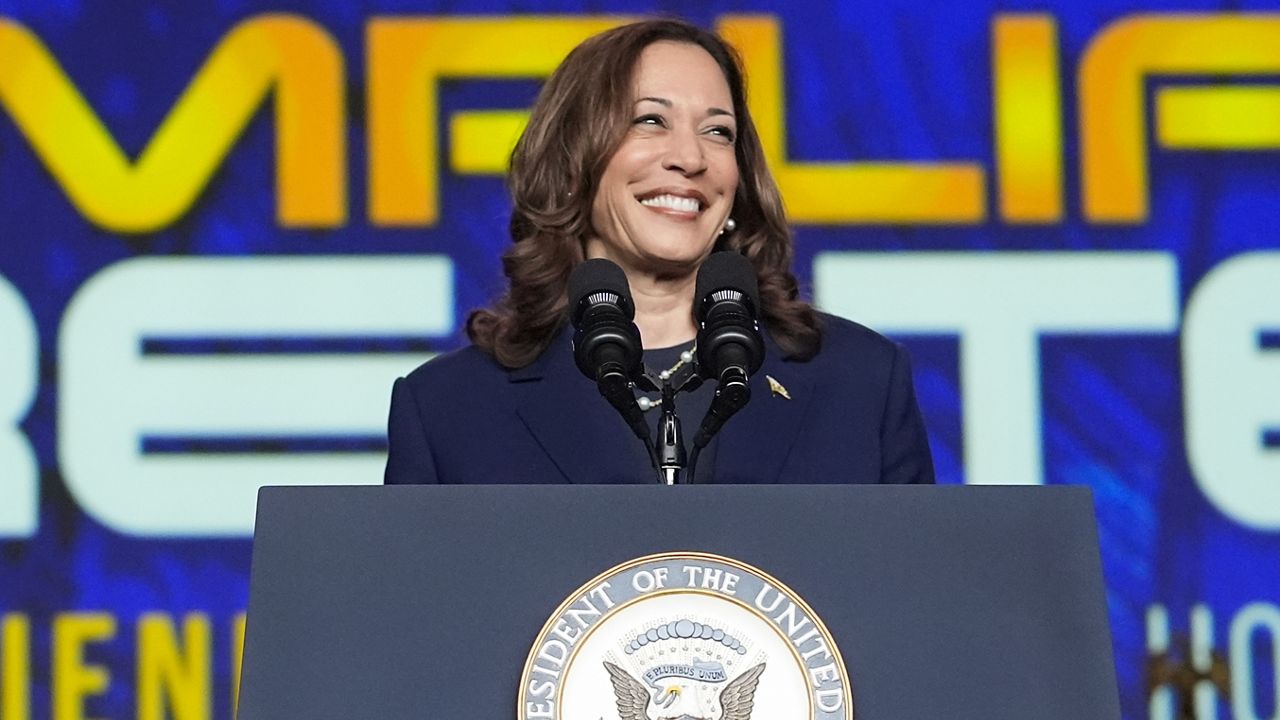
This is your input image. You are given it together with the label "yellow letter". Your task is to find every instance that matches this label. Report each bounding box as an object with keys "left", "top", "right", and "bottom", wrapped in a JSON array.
[
  {"left": 1157, "top": 85, "right": 1280, "bottom": 148},
  {"left": 718, "top": 16, "right": 985, "bottom": 224},
  {"left": 993, "top": 15, "right": 1063, "bottom": 223},
  {"left": 367, "top": 16, "right": 626, "bottom": 226},
  {"left": 449, "top": 110, "right": 532, "bottom": 175},
  {"left": 231, "top": 613, "right": 245, "bottom": 719},
  {"left": 0, "top": 15, "right": 344, "bottom": 233},
  {"left": 52, "top": 612, "right": 115, "bottom": 720},
  {"left": 2, "top": 613, "right": 30, "bottom": 720},
  {"left": 138, "top": 613, "right": 211, "bottom": 720},
  {"left": 1080, "top": 14, "right": 1280, "bottom": 222}
]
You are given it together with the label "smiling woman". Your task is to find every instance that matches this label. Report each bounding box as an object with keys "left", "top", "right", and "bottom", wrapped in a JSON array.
[
  {"left": 472, "top": 19, "right": 815, "bottom": 367},
  {"left": 384, "top": 19, "right": 935, "bottom": 486},
  {"left": 588, "top": 41, "right": 741, "bottom": 347}
]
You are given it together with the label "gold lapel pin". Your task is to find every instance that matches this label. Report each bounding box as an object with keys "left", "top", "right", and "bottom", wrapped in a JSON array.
[{"left": 766, "top": 375, "right": 791, "bottom": 400}]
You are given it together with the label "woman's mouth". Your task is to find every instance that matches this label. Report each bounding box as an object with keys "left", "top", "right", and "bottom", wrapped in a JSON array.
[
  {"left": 636, "top": 188, "right": 709, "bottom": 220},
  {"left": 639, "top": 194, "right": 702, "bottom": 213}
]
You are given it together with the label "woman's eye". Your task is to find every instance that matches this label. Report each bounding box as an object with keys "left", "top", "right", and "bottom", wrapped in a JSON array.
[
  {"left": 707, "top": 125, "right": 737, "bottom": 143},
  {"left": 633, "top": 114, "right": 666, "bottom": 127}
]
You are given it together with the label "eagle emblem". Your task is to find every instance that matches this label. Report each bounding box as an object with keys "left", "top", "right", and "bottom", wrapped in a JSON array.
[{"left": 603, "top": 660, "right": 765, "bottom": 720}]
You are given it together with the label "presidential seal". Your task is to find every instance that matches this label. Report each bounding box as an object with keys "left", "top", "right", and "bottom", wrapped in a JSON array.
[{"left": 518, "top": 552, "right": 852, "bottom": 720}]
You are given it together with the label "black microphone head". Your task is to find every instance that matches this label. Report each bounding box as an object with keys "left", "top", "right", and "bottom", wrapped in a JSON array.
[
  {"left": 695, "top": 252, "right": 760, "bottom": 322},
  {"left": 569, "top": 258, "right": 634, "bottom": 326},
  {"left": 568, "top": 258, "right": 643, "bottom": 383},
  {"left": 695, "top": 251, "right": 765, "bottom": 380}
]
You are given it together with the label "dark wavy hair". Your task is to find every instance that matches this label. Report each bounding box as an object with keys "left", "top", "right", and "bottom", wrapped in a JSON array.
[{"left": 467, "top": 19, "right": 821, "bottom": 368}]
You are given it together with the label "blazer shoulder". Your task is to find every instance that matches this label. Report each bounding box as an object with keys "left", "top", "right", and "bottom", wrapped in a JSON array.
[
  {"left": 401, "top": 344, "right": 509, "bottom": 396},
  {"left": 809, "top": 311, "right": 904, "bottom": 367},
  {"left": 807, "top": 313, "right": 935, "bottom": 485}
]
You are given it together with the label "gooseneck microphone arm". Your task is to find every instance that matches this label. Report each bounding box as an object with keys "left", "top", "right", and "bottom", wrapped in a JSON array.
[{"left": 568, "top": 260, "right": 662, "bottom": 479}]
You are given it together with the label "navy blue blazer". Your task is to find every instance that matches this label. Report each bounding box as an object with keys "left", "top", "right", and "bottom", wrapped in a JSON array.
[{"left": 384, "top": 314, "right": 934, "bottom": 485}]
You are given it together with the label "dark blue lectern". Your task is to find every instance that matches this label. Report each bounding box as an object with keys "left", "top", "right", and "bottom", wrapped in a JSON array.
[{"left": 237, "top": 485, "right": 1120, "bottom": 719}]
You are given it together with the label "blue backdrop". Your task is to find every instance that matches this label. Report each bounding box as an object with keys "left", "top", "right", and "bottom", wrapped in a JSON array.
[{"left": 0, "top": 1, "right": 1277, "bottom": 718}]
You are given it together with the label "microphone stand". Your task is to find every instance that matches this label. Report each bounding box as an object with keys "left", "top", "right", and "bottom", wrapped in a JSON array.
[
  {"left": 631, "top": 358, "right": 702, "bottom": 485},
  {"left": 656, "top": 381, "right": 686, "bottom": 485}
]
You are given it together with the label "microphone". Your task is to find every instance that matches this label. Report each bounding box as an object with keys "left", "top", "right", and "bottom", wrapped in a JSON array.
[
  {"left": 568, "top": 259, "right": 653, "bottom": 449},
  {"left": 692, "top": 252, "right": 765, "bottom": 450}
]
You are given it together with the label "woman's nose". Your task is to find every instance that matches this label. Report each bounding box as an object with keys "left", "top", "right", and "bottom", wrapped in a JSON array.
[{"left": 662, "top": 128, "right": 708, "bottom": 176}]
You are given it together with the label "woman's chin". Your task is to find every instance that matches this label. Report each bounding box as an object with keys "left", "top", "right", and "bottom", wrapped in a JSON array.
[{"left": 635, "top": 251, "right": 711, "bottom": 281}]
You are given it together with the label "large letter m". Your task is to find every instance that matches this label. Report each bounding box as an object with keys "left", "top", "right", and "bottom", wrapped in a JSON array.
[{"left": 0, "top": 14, "right": 345, "bottom": 232}]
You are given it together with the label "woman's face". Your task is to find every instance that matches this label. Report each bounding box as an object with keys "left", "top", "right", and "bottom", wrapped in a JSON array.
[{"left": 587, "top": 41, "right": 739, "bottom": 280}]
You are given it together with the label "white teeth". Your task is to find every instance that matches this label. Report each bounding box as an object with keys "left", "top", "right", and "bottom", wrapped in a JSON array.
[{"left": 640, "top": 194, "right": 700, "bottom": 213}]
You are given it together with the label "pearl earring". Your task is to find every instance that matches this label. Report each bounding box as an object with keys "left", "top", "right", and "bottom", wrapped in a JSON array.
[{"left": 720, "top": 218, "right": 737, "bottom": 235}]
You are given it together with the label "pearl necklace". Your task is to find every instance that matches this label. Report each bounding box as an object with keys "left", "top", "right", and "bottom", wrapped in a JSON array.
[{"left": 636, "top": 345, "right": 696, "bottom": 411}]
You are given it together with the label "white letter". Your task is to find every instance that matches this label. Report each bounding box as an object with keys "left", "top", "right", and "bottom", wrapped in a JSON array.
[
  {"left": 1147, "top": 604, "right": 1223, "bottom": 720},
  {"left": 721, "top": 572, "right": 739, "bottom": 595},
  {"left": 537, "top": 640, "right": 568, "bottom": 668},
  {"left": 549, "top": 619, "right": 581, "bottom": 645},
  {"left": 632, "top": 570, "right": 658, "bottom": 593},
  {"left": 1230, "top": 602, "right": 1280, "bottom": 720},
  {"left": 59, "top": 256, "right": 453, "bottom": 536},
  {"left": 681, "top": 565, "right": 701, "bottom": 586},
  {"left": 0, "top": 275, "right": 37, "bottom": 537},
  {"left": 1146, "top": 605, "right": 1174, "bottom": 720},
  {"left": 815, "top": 252, "right": 1178, "bottom": 484},
  {"left": 586, "top": 582, "right": 616, "bottom": 609},
  {"left": 808, "top": 662, "right": 838, "bottom": 686},
  {"left": 816, "top": 688, "right": 843, "bottom": 712},
  {"left": 754, "top": 585, "right": 783, "bottom": 613},
  {"left": 1185, "top": 252, "right": 1280, "bottom": 530}
]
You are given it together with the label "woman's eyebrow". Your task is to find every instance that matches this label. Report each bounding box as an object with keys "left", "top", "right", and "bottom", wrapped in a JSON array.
[{"left": 635, "top": 97, "right": 735, "bottom": 120}]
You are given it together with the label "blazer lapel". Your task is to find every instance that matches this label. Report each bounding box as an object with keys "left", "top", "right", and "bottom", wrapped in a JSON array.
[
  {"left": 712, "top": 333, "right": 815, "bottom": 483},
  {"left": 512, "top": 328, "right": 647, "bottom": 484}
]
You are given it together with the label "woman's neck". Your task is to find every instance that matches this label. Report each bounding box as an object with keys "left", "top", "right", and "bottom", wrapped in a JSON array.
[{"left": 628, "top": 272, "right": 698, "bottom": 349}]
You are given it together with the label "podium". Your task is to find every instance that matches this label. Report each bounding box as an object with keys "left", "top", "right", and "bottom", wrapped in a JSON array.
[{"left": 237, "top": 484, "right": 1120, "bottom": 719}]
